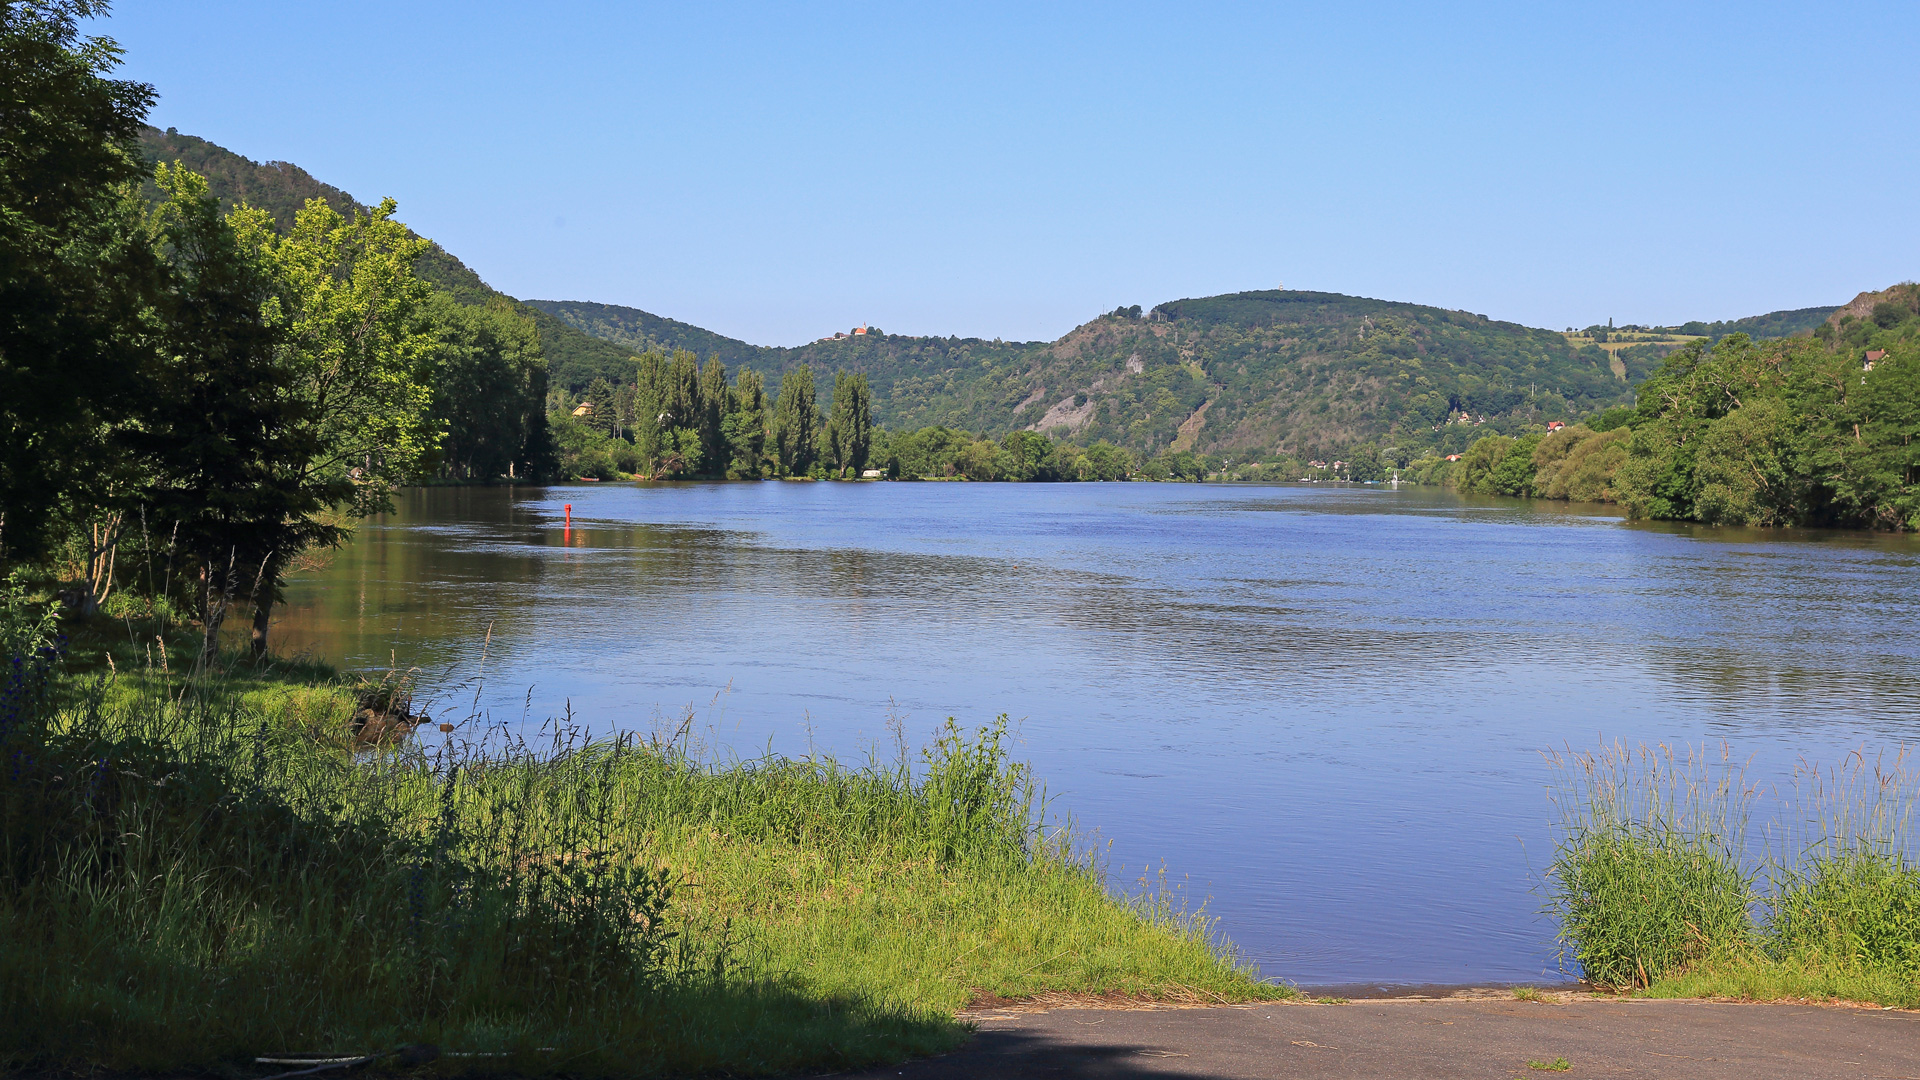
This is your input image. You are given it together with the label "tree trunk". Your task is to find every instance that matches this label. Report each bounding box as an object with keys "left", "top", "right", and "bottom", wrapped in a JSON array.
[
  {"left": 249, "top": 553, "right": 282, "bottom": 661},
  {"left": 200, "top": 569, "right": 228, "bottom": 671}
]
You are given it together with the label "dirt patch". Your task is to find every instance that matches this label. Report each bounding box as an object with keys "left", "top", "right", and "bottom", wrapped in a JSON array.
[{"left": 1171, "top": 399, "right": 1212, "bottom": 452}]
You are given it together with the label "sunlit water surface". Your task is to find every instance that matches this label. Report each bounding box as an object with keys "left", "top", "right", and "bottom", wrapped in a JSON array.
[{"left": 275, "top": 482, "right": 1920, "bottom": 988}]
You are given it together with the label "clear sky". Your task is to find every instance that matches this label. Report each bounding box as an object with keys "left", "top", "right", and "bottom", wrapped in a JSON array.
[{"left": 100, "top": 1, "right": 1920, "bottom": 346}]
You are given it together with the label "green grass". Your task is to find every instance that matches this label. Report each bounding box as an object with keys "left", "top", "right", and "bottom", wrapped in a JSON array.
[
  {"left": 0, "top": 623, "right": 1284, "bottom": 1076},
  {"left": 1546, "top": 742, "right": 1920, "bottom": 1007},
  {"left": 1527, "top": 1056, "right": 1572, "bottom": 1071}
]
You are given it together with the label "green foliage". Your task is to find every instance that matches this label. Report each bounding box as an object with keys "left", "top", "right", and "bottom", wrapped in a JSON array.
[
  {"left": 0, "top": 653, "right": 1279, "bottom": 1075},
  {"left": 425, "top": 294, "right": 553, "bottom": 480},
  {"left": 1771, "top": 851, "right": 1920, "bottom": 976},
  {"left": 824, "top": 372, "right": 874, "bottom": 477},
  {"left": 1531, "top": 426, "right": 1630, "bottom": 502},
  {"left": 771, "top": 366, "right": 820, "bottom": 477},
  {"left": 1616, "top": 329, "right": 1920, "bottom": 529},
  {"left": 723, "top": 369, "right": 768, "bottom": 479},
  {"left": 998, "top": 430, "right": 1060, "bottom": 481},
  {"left": 1078, "top": 441, "right": 1135, "bottom": 481},
  {"left": 0, "top": 2, "right": 157, "bottom": 561},
  {"left": 0, "top": 571, "right": 60, "bottom": 663}
]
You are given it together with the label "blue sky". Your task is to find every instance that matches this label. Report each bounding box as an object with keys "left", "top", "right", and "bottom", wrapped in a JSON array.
[{"left": 103, "top": 1, "right": 1920, "bottom": 346}]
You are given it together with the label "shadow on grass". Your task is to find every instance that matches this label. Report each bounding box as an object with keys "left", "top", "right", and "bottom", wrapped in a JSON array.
[{"left": 0, "top": 948, "right": 964, "bottom": 1078}]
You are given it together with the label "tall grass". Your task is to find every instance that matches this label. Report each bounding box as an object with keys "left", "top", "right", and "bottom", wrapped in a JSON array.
[
  {"left": 0, "top": 638, "right": 1279, "bottom": 1076},
  {"left": 1544, "top": 743, "right": 1756, "bottom": 988},
  {"left": 1547, "top": 742, "right": 1920, "bottom": 1005}
]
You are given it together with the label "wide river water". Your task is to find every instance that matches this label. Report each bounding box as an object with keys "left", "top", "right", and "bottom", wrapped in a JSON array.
[{"left": 275, "top": 482, "right": 1920, "bottom": 989}]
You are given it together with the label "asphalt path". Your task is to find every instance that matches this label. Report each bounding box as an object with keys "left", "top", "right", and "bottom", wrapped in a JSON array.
[{"left": 842, "top": 998, "right": 1920, "bottom": 1079}]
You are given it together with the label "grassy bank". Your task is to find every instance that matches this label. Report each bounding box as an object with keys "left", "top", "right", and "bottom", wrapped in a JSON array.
[
  {"left": 1546, "top": 743, "right": 1920, "bottom": 1007},
  {"left": 0, "top": 616, "right": 1282, "bottom": 1077}
]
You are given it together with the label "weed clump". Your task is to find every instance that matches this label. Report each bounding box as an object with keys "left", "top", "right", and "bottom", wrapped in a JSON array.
[
  {"left": 1547, "top": 742, "right": 1920, "bottom": 1006},
  {"left": 1545, "top": 743, "right": 1754, "bottom": 988}
]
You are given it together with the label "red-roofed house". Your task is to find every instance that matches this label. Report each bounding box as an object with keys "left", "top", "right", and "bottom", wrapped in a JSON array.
[{"left": 1866, "top": 349, "right": 1887, "bottom": 371}]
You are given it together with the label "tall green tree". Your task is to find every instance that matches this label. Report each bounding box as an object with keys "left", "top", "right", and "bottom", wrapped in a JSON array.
[
  {"left": 824, "top": 371, "right": 873, "bottom": 477},
  {"left": 585, "top": 377, "right": 617, "bottom": 436},
  {"left": 0, "top": 0, "right": 157, "bottom": 561},
  {"left": 998, "top": 430, "right": 1058, "bottom": 481},
  {"left": 141, "top": 165, "right": 330, "bottom": 665},
  {"left": 660, "top": 348, "right": 703, "bottom": 476},
  {"left": 426, "top": 293, "right": 551, "bottom": 481},
  {"left": 723, "top": 368, "right": 767, "bottom": 478},
  {"left": 698, "top": 355, "right": 728, "bottom": 471},
  {"left": 770, "top": 365, "right": 819, "bottom": 476},
  {"left": 227, "top": 192, "right": 439, "bottom": 655},
  {"left": 631, "top": 350, "right": 667, "bottom": 476}
]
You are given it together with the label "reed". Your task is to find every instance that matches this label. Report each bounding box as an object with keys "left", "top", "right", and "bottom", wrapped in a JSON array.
[
  {"left": 1547, "top": 742, "right": 1920, "bottom": 1006},
  {"left": 0, "top": 642, "right": 1280, "bottom": 1076}
]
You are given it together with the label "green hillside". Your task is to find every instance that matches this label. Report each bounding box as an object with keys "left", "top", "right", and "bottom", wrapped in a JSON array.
[
  {"left": 136, "top": 128, "right": 637, "bottom": 377},
  {"left": 540, "top": 290, "right": 1647, "bottom": 459},
  {"left": 1674, "top": 306, "right": 1837, "bottom": 340}
]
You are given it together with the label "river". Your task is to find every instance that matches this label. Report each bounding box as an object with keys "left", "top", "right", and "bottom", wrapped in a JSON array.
[{"left": 274, "top": 481, "right": 1920, "bottom": 988}]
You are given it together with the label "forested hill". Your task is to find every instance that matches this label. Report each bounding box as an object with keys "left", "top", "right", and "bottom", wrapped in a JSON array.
[
  {"left": 1004, "top": 291, "right": 1646, "bottom": 457},
  {"left": 539, "top": 290, "right": 1647, "bottom": 458},
  {"left": 134, "top": 128, "right": 640, "bottom": 382},
  {"left": 524, "top": 299, "right": 764, "bottom": 374},
  {"left": 1675, "top": 305, "right": 1838, "bottom": 340}
]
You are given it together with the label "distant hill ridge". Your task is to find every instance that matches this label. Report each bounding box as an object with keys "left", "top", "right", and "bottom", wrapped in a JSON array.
[{"left": 139, "top": 127, "right": 1856, "bottom": 460}]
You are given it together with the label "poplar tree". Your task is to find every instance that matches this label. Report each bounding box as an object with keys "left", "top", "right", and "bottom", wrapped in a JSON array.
[
  {"left": 770, "top": 365, "right": 818, "bottom": 476},
  {"left": 825, "top": 372, "right": 873, "bottom": 477},
  {"left": 661, "top": 348, "right": 702, "bottom": 476},
  {"left": 723, "top": 368, "right": 767, "bottom": 478},
  {"left": 632, "top": 350, "right": 667, "bottom": 476},
  {"left": 698, "top": 355, "right": 728, "bottom": 473}
]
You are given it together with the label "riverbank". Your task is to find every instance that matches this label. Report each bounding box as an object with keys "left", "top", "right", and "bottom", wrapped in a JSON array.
[{"left": 0, "top": 616, "right": 1283, "bottom": 1077}]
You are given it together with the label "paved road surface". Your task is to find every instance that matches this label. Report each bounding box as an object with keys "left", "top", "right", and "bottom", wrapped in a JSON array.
[{"left": 844, "top": 998, "right": 1920, "bottom": 1079}]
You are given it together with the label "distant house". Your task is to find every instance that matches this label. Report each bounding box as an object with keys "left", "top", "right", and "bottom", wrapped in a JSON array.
[
  {"left": 571, "top": 402, "right": 594, "bottom": 418},
  {"left": 853, "top": 324, "right": 869, "bottom": 336},
  {"left": 1866, "top": 349, "right": 1887, "bottom": 371},
  {"left": 1308, "top": 460, "right": 1327, "bottom": 469},
  {"left": 1546, "top": 421, "right": 1566, "bottom": 432},
  {"left": 1445, "top": 453, "right": 1463, "bottom": 462}
]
